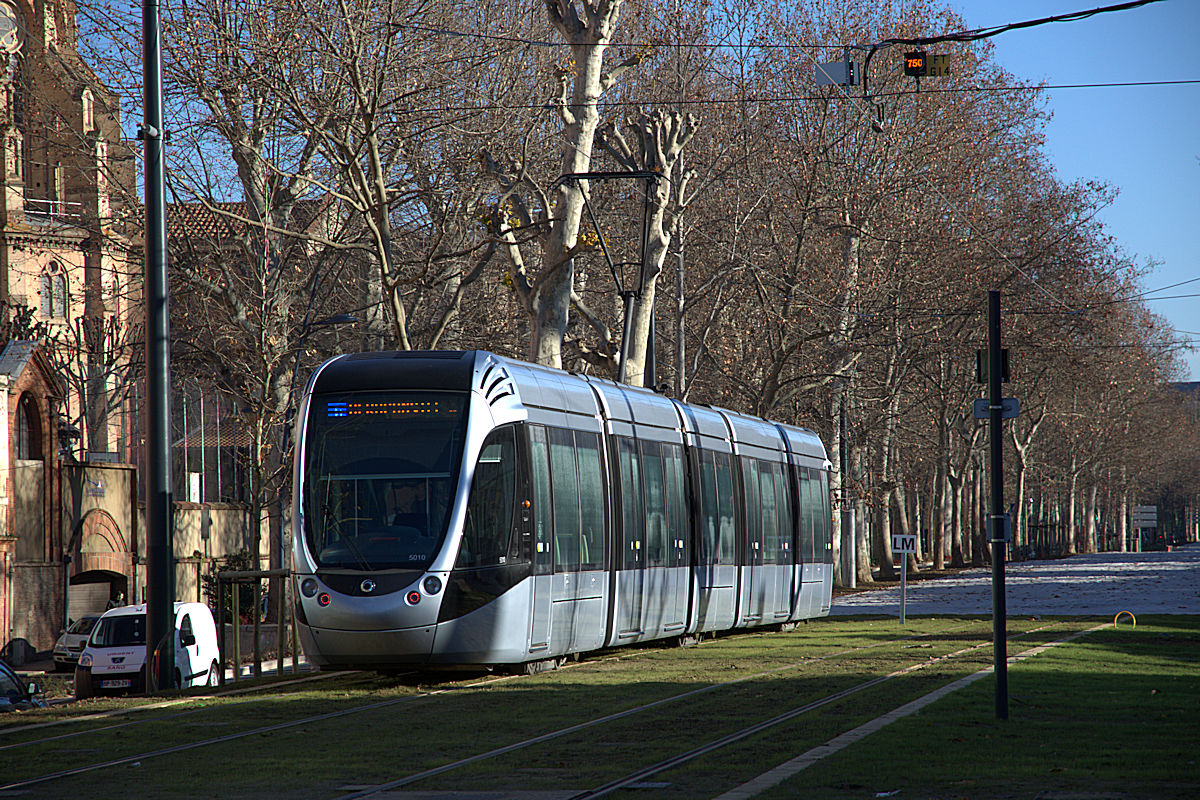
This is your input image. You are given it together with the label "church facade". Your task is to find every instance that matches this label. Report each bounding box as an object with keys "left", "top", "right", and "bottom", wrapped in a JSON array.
[{"left": 0, "top": 0, "right": 140, "bottom": 661}]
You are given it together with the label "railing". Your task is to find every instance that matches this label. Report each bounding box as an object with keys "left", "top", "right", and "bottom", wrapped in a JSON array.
[
  {"left": 23, "top": 198, "right": 84, "bottom": 223},
  {"left": 214, "top": 568, "right": 301, "bottom": 684}
]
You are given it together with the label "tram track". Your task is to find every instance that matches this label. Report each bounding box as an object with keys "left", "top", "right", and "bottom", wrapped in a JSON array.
[
  {"left": 332, "top": 627, "right": 1027, "bottom": 800},
  {"left": 0, "top": 620, "right": 1060, "bottom": 797},
  {"left": 0, "top": 668, "right": 353, "bottom": 745}
]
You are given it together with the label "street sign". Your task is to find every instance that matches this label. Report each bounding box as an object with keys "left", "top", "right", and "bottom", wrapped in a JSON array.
[
  {"left": 1132, "top": 505, "right": 1157, "bottom": 528},
  {"left": 892, "top": 533, "right": 917, "bottom": 625},
  {"left": 973, "top": 397, "right": 1019, "bottom": 419},
  {"left": 926, "top": 54, "right": 953, "bottom": 77},
  {"left": 815, "top": 60, "right": 858, "bottom": 86},
  {"left": 904, "top": 51, "right": 927, "bottom": 77},
  {"left": 975, "top": 348, "right": 1010, "bottom": 383}
]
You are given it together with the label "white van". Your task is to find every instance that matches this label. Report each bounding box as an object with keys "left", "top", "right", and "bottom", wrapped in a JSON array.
[{"left": 75, "top": 602, "right": 221, "bottom": 698}]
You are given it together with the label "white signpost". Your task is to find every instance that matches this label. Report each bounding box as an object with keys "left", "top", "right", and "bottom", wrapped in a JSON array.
[
  {"left": 1132, "top": 505, "right": 1157, "bottom": 552},
  {"left": 892, "top": 533, "right": 917, "bottom": 624}
]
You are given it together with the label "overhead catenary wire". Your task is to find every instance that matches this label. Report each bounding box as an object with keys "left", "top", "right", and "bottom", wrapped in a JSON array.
[
  {"left": 389, "top": 1, "right": 1167, "bottom": 52},
  {"left": 71, "top": 0, "right": 1190, "bottom": 364}
]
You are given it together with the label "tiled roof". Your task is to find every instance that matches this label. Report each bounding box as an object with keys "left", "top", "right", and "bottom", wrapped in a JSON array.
[
  {"left": 164, "top": 197, "right": 331, "bottom": 243},
  {"left": 0, "top": 340, "right": 37, "bottom": 379},
  {"left": 166, "top": 201, "right": 247, "bottom": 242}
]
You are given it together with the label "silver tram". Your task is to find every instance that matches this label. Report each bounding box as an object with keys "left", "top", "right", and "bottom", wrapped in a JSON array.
[{"left": 292, "top": 351, "right": 833, "bottom": 670}]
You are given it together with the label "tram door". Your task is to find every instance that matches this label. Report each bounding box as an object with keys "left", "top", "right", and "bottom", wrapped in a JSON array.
[
  {"left": 765, "top": 460, "right": 793, "bottom": 621},
  {"left": 662, "top": 443, "right": 690, "bottom": 631},
  {"left": 528, "top": 426, "right": 554, "bottom": 652},
  {"left": 616, "top": 438, "right": 644, "bottom": 636},
  {"left": 796, "top": 467, "right": 818, "bottom": 618},
  {"left": 740, "top": 457, "right": 768, "bottom": 623}
]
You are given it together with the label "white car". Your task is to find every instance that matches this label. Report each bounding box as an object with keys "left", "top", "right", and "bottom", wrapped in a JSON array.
[
  {"left": 75, "top": 602, "right": 221, "bottom": 698},
  {"left": 52, "top": 614, "right": 102, "bottom": 672}
]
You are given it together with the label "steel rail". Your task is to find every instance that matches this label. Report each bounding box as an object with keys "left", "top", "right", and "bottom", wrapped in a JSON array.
[
  {"left": 0, "top": 669, "right": 351, "bottom": 745},
  {"left": 0, "top": 621, "right": 992, "bottom": 795},
  {"left": 331, "top": 622, "right": 1008, "bottom": 800}
]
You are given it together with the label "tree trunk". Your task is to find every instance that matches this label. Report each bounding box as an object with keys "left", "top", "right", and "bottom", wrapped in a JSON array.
[
  {"left": 1113, "top": 484, "right": 1123, "bottom": 554},
  {"left": 947, "top": 467, "right": 965, "bottom": 568},
  {"left": 893, "top": 480, "right": 919, "bottom": 572},
  {"left": 829, "top": 387, "right": 845, "bottom": 586},
  {"left": 853, "top": 443, "right": 872, "bottom": 584},
  {"left": 876, "top": 485, "right": 896, "bottom": 580},
  {"left": 972, "top": 461, "right": 987, "bottom": 566},
  {"left": 932, "top": 464, "right": 945, "bottom": 571},
  {"left": 1085, "top": 481, "right": 1099, "bottom": 554}
]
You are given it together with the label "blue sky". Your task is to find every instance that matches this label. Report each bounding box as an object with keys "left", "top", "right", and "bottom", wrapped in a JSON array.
[{"left": 946, "top": 0, "right": 1200, "bottom": 381}]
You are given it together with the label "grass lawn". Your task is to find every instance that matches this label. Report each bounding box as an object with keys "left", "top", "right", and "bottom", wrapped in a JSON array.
[
  {"left": 3, "top": 616, "right": 1195, "bottom": 799},
  {"left": 760, "top": 615, "right": 1200, "bottom": 800}
]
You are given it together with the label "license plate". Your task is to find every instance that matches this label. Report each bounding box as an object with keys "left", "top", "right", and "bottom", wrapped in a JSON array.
[{"left": 99, "top": 679, "right": 132, "bottom": 689}]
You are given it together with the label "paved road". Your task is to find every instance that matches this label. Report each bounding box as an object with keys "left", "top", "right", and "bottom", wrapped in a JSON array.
[{"left": 829, "top": 542, "right": 1200, "bottom": 616}]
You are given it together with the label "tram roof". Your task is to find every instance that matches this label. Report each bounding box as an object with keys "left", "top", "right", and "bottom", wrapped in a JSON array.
[
  {"left": 312, "top": 350, "right": 477, "bottom": 393},
  {"left": 308, "top": 351, "right": 826, "bottom": 462}
]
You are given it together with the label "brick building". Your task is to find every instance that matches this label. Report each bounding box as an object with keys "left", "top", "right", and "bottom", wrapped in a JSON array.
[{"left": 0, "top": 0, "right": 139, "bottom": 661}]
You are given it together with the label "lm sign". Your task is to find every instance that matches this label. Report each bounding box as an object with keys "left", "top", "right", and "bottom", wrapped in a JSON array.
[{"left": 891, "top": 534, "right": 917, "bottom": 554}]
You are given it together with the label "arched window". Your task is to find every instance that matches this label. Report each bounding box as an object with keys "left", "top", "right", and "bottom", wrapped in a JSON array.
[
  {"left": 40, "top": 261, "right": 67, "bottom": 318},
  {"left": 16, "top": 392, "right": 42, "bottom": 460},
  {"left": 0, "top": 2, "right": 22, "bottom": 57},
  {"left": 81, "top": 87, "right": 95, "bottom": 134}
]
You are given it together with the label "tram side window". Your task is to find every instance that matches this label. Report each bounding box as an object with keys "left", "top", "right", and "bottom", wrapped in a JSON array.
[
  {"left": 697, "top": 448, "right": 736, "bottom": 566},
  {"left": 642, "top": 441, "right": 668, "bottom": 567},
  {"left": 618, "top": 437, "right": 644, "bottom": 569},
  {"left": 698, "top": 450, "right": 718, "bottom": 565},
  {"left": 821, "top": 469, "right": 834, "bottom": 564},
  {"left": 458, "top": 426, "right": 519, "bottom": 568},
  {"left": 576, "top": 432, "right": 605, "bottom": 570},
  {"left": 762, "top": 460, "right": 784, "bottom": 565},
  {"left": 549, "top": 428, "right": 582, "bottom": 571},
  {"left": 663, "top": 444, "right": 687, "bottom": 566},
  {"left": 529, "top": 426, "right": 553, "bottom": 574},
  {"left": 700, "top": 453, "right": 734, "bottom": 566},
  {"left": 773, "top": 461, "right": 793, "bottom": 564},
  {"left": 714, "top": 452, "right": 736, "bottom": 564},
  {"left": 797, "top": 468, "right": 815, "bottom": 564},
  {"left": 742, "top": 457, "right": 763, "bottom": 563}
]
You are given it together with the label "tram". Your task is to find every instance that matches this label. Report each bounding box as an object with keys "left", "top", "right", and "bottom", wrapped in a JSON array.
[{"left": 292, "top": 351, "right": 833, "bottom": 670}]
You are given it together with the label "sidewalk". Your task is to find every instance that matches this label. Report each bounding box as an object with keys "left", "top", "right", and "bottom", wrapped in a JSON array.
[{"left": 830, "top": 542, "right": 1200, "bottom": 616}]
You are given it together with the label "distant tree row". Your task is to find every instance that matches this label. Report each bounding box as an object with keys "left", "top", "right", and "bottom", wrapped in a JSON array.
[{"left": 70, "top": 0, "right": 1198, "bottom": 579}]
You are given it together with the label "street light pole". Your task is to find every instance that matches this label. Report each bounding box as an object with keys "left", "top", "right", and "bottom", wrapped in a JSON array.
[
  {"left": 142, "top": 0, "right": 174, "bottom": 694},
  {"left": 988, "top": 290, "right": 1009, "bottom": 720}
]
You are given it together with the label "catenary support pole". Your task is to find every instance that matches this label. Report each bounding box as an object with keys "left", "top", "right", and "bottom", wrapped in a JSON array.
[
  {"left": 988, "top": 290, "right": 1008, "bottom": 720},
  {"left": 143, "top": 0, "right": 174, "bottom": 695}
]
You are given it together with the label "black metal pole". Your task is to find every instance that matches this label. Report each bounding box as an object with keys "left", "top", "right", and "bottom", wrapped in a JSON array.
[
  {"left": 988, "top": 290, "right": 1008, "bottom": 720},
  {"left": 616, "top": 290, "right": 636, "bottom": 385},
  {"left": 143, "top": 0, "right": 174, "bottom": 694}
]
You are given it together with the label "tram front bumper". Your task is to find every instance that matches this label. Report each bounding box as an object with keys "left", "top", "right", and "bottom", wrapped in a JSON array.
[{"left": 298, "top": 623, "right": 436, "bottom": 669}]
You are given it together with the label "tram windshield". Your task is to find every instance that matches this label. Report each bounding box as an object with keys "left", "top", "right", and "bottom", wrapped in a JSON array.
[{"left": 302, "top": 391, "right": 468, "bottom": 570}]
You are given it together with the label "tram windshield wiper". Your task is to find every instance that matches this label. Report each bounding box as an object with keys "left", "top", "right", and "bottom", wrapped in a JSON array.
[{"left": 337, "top": 529, "right": 374, "bottom": 571}]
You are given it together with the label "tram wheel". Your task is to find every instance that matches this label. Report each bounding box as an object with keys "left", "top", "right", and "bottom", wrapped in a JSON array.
[{"left": 516, "top": 656, "right": 565, "bottom": 675}]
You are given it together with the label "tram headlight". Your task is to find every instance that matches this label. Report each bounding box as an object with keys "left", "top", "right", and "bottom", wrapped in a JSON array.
[
  {"left": 422, "top": 576, "right": 442, "bottom": 595},
  {"left": 300, "top": 578, "right": 318, "bottom": 598}
]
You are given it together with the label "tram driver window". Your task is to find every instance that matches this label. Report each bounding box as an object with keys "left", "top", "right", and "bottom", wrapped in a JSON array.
[
  {"left": 459, "top": 426, "right": 519, "bottom": 568},
  {"left": 390, "top": 479, "right": 428, "bottom": 533}
]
